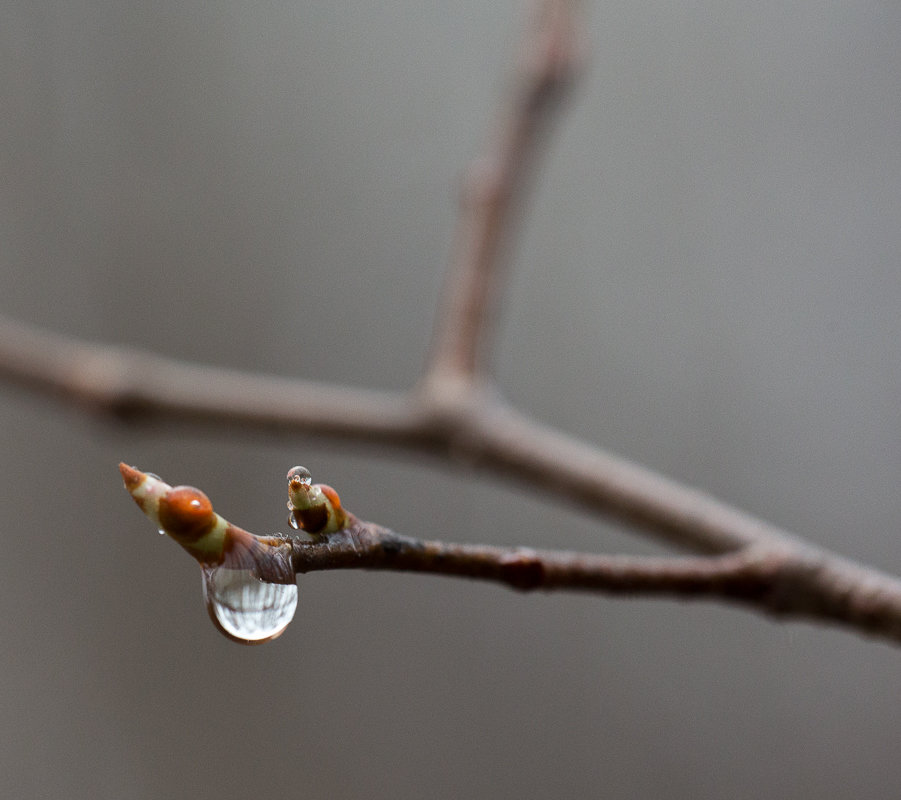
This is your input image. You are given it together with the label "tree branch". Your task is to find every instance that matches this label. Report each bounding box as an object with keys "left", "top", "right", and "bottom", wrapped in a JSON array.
[
  {"left": 0, "top": 312, "right": 799, "bottom": 556},
  {"left": 0, "top": 315, "right": 422, "bottom": 444},
  {"left": 5, "top": 0, "right": 901, "bottom": 646}
]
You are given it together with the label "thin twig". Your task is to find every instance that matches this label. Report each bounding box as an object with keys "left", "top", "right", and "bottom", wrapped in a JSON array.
[
  {"left": 295, "top": 522, "right": 772, "bottom": 593},
  {"left": 422, "top": 0, "right": 583, "bottom": 384},
  {"left": 298, "top": 523, "right": 901, "bottom": 644}
]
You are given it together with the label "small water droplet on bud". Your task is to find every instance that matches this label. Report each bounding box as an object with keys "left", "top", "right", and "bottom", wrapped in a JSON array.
[{"left": 287, "top": 466, "right": 312, "bottom": 486}]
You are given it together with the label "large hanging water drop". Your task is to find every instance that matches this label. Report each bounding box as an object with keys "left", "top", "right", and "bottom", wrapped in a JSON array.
[{"left": 202, "top": 565, "right": 298, "bottom": 645}]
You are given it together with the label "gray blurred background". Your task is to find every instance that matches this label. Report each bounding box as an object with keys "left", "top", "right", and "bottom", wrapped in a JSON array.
[{"left": 2, "top": 1, "right": 901, "bottom": 797}]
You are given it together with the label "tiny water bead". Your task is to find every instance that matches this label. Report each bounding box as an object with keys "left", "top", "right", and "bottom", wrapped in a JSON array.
[{"left": 287, "top": 465, "right": 312, "bottom": 487}]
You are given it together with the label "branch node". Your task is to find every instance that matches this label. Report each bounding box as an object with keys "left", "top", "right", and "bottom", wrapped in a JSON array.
[{"left": 499, "top": 548, "right": 546, "bottom": 590}]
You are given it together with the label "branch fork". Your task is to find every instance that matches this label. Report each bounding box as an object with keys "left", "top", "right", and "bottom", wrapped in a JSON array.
[{"left": 5, "top": 0, "right": 901, "bottom": 645}]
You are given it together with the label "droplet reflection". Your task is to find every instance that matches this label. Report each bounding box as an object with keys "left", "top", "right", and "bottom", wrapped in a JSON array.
[{"left": 202, "top": 566, "right": 298, "bottom": 645}]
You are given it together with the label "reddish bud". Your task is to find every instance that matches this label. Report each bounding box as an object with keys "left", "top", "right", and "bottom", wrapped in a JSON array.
[{"left": 158, "top": 486, "right": 216, "bottom": 543}]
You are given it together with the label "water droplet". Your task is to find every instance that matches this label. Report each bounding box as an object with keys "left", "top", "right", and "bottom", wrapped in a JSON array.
[
  {"left": 158, "top": 528, "right": 167, "bottom": 536},
  {"left": 287, "top": 512, "right": 300, "bottom": 530},
  {"left": 202, "top": 565, "right": 298, "bottom": 645},
  {"left": 287, "top": 466, "right": 312, "bottom": 486},
  {"left": 146, "top": 472, "right": 162, "bottom": 481}
]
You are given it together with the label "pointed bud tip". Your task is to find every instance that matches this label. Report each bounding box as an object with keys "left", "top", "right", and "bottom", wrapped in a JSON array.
[{"left": 118, "top": 462, "right": 145, "bottom": 492}]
